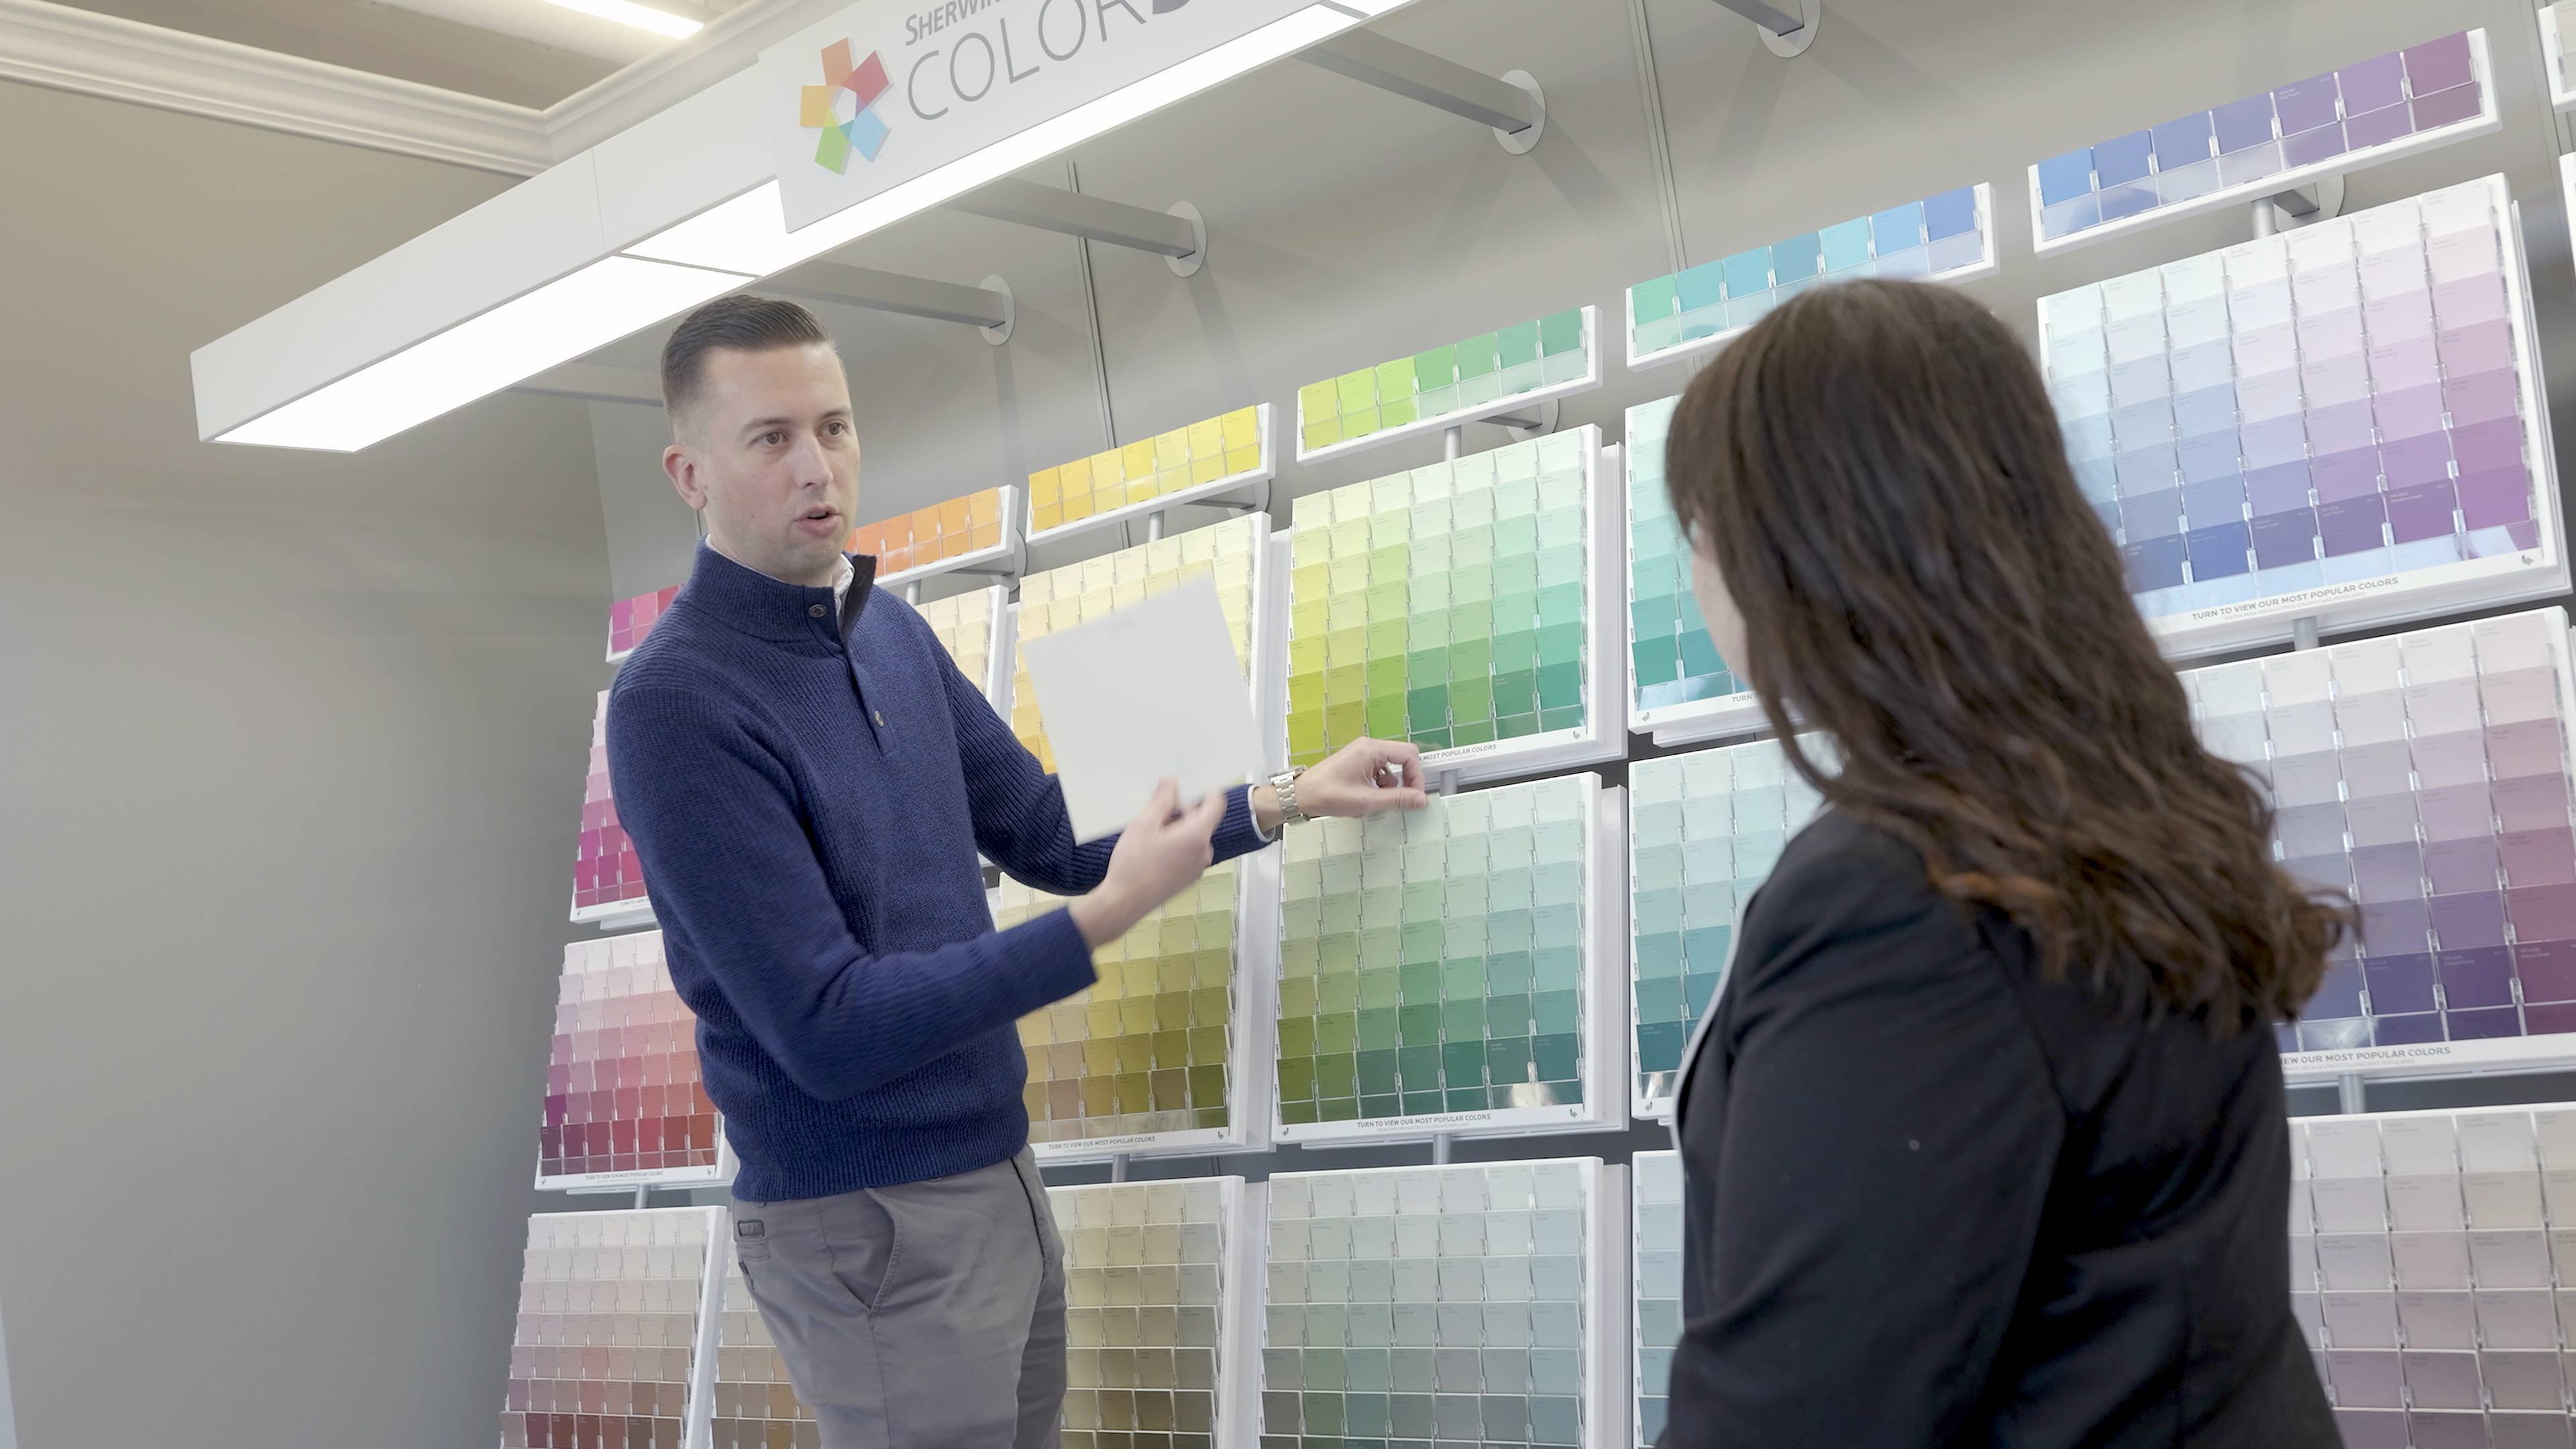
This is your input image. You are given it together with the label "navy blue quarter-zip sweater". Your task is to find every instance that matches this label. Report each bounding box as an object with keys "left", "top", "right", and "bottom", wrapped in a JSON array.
[{"left": 606, "top": 543, "right": 1269, "bottom": 1200}]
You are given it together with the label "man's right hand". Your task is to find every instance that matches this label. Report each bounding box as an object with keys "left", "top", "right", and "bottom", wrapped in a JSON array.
[{"left": 1068, "top": 778, "right": 1226, "bottom": 948}]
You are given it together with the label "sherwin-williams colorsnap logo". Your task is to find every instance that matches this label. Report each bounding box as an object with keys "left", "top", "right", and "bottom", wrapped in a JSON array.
[{"left": 799, "top": 40, "right": 892, "bottom": 172}]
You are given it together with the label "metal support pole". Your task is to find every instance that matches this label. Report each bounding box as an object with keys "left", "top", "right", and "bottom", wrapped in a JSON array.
[
  {"left": 768, "top": 262, "right": 1017, "bottom": 342},
  {"left": 515, "top": 363, "right": 661, "bottom": 407},
  {"left": 1433, "top": 769, "right": 1461, "bottom": 796},
  {"left": 2337, "top": 1074, "right": 2367, "bottom": 1115},
  {"left": 950, "top": 178, "right": 1204, "bottom": 263},
  {"left": 1300, "top": 30, "right": 1546, "bottom": 151},
  {"left": 2293, "top": 616, "right": 2320, "bottom": 651},
  {"left": 1110, "top": 1153, "right": 1131, "bottom": 1183},
  {"left": 1431, "top": 1134, "right": 1454, "bottom": 1165},
  {"left": 1443, "top": 425, "right": 1464, "bottom": 462},
  {"left": 1705, "top": 0, "right": 1820, "bottom": 57},
  {"left": 1146, "top": 511, "right": 1169, "bottom": 543},
  {"left": 633, "top": 1186, "right": 650, "bottom": 1209},
  {"left": 904, "top": 581, "right": 924, "bottom": 606}
]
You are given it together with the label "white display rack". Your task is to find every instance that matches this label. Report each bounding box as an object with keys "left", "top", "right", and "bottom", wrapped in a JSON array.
[
  {"left": 873, "top": 484, "right": 1024, "bottom": 592},
  {"left": 1027, "top": 849, "right": 1283, "bottom": 1167},
  {"left": 1426, "top": 426, "right": 1627, "bottom": 790},
  {"left": 572, "top": 898, "right": 657, "bottom": 930},
  {"left": 1273, "top": 778, "right": 1630, "bottom": 1148},
  {"left": 1620, "top": 400, "right": 1768, "bottom": 749},
  {"left": 1252, "top": 1158, "right": 1631, "bottom": 1449},
  {"left": 1294, "top": 308, "right": 1605, "bottom": 468},
  {"left": 502, "top": 1206, "right": 729, "bottom": 1449},
  {"left": 2027, "top": 30, "right": 2502, "bottom": 258},
  {"left": 1025, "top": 404, "right": 1277, "bottom": 550},
  {"left": 1042, "top": 1176, "right": 1271, "bottom": 1449},
  {"left": 2548, "top": 5, "right": 2576, "bottom": 112},
  {"left": 550, "top": 1138, "right": 738, "bottom": 1195},
  {"left": 1623, "top": 182, "right": 2000, "bottom": 375},
  {"left": 2041, "top": 174, "right": 2565, "bottom": 659}
]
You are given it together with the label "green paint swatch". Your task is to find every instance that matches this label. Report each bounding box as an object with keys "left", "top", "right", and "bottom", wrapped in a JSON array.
[
  {"left": 1297, "top": 308, "right": 1588, "bottom": 453},
  {"left": 1277, "top": 774, "right": 1594, "bottom": 1128},
  {"left": 1627, "top": 737, "right": 1827, "bottom": 1110},
  {"left": 1287, "top": 431, "right": 1591, "bottom": 766}
]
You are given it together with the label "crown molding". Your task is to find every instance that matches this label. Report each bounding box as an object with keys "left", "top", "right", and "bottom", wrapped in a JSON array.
[
  {"left": 0, "top": 0, "right": 551, "bottom": 174},
  {"left": 0, "top": 0, "right": 842, "bottom": 178}
]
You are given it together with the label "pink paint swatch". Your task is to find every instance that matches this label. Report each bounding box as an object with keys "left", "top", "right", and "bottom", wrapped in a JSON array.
[{"left": 574, "top": 690, "right": 647, "bottom": 916}]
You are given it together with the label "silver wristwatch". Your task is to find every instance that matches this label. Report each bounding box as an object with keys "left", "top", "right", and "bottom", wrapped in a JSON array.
[{"left": 1269, "top": 766, "right": 1309, "bottom": 828}]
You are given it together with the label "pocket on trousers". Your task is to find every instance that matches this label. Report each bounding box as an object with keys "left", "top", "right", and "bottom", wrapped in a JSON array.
[
  {"left": 731, "top": 1210, "right": 775, "bottom": 1265},
  {"left": 819, "top": 1187, "right": 902, "bottom": 1313}
]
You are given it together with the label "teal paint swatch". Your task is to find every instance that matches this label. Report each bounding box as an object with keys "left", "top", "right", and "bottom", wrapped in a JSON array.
[
  {"left": 1625, "top": 396, "right": 1739, "bottom": 714},
  {"left": 1632, "top": 1151, "right": 1682, "bottom": 1448},
  {"left": 1628, "top": 739, "right": 1829, "bottom": 1109},
  {"left": 1260, "top": 1162, "right": 1595, "bottom": 1447},
  {"left": 1627, "top": 186, "right": 1986, "bottom": 362},
  {"left": 1277, "top": 774, "right": 1595, "bottom": 1126}
]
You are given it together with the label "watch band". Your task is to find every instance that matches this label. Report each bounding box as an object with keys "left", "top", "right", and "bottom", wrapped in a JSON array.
[{"left": 1270, "top": 766, "right": 1309, "bottom": 827}]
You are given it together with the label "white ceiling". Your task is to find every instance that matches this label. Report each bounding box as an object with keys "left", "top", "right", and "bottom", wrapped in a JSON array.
[{"left": 43, "top": 0, "right": 744, "bottom": 109}]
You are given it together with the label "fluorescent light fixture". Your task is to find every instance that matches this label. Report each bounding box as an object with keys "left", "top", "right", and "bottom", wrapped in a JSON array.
[
  {"left": 627, "top": 3, "right": 1364, "bottom": 276},
  {"left": 542, "top": 0, "right": 701, "bottom": 39},
  {"left": 217, "top": 256, "right": 745, "bottom": 451}
]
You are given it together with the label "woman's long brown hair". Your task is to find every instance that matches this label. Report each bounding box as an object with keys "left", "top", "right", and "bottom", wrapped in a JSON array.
[{"left": 1664, "top": 279, "right": 2343, "bottom": 1033}]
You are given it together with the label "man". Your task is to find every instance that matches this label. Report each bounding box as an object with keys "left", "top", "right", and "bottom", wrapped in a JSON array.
[{"left": 607, "top": 294, "right": 1426, "bottom": 1449}]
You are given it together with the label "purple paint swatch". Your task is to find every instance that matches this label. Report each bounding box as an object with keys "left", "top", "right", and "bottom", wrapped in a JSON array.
[
  {"left": 2186, "top": 610, "right": 2576, "bottom": 1055},
  {"left": 2041, "top": 176, "right": 2542, "bottom": 627},
  {"left": 2035, "top": 31, "right": 2487, "bottom": 243}
]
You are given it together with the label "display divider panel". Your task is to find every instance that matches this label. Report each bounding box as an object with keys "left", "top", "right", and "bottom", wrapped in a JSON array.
[
  {"left": 847, "top": 484, "right": 1020, "bottom": 590},
  {"left": 1623, "top": 396, "right": 1762, "bottom": 747},
  {"left": 711, "top": 1234, "right": 819, "bottom": 1449},
  {"left": 1626, "top": 737, "right": 1830, "bottom": 1121},
  {"left": 1045, "top": 1176, "right": 1265, "bottom": 1449},
  {"left": 2546, "top": 5, "right": 2576, "bottom": 113},
  {"left": 2182, "top": 607, "right": 2576, "bottom": 1083},
  {"left": 1284, "top": 426, "right": 1622, "bottom": 790},
  {"left": 539, "top": 930, "right": 735, "bottom": 1193},
  {"left": 501, "top": 1206, "right": 725, "bottom": 1449},
  {"left": 1254, "top": 1159, "right": 1629, "bottom": 1448},
  {"left": 2039, "top": 173, "right": 2565, "bottom": 658},
  {"left": 1294, "top": 308, "right": 1603, "bottom": 466},
  {"left": 1630, "top": 1150, "right": 1680, "bottom": 1449},
  {"left": 608, "top": 584, "right": 680, "bottom": 665},
  {"left": 2028, "top": 30, "right": 2498, "bottom": 256},
  {"left": 1273, "top": 773, "right": 1626, "bottom": 1146},
  {"left": 2288, "top": 1102, "right": 2576, "bottom": 1448},
  {"left": 1624, "top": 183, "right": 1996, "bottom": 374},
  {"left": 1027, "top": 404, "right": 1273, "bottom": 548}
]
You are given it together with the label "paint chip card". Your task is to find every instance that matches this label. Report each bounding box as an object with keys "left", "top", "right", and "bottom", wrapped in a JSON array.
[{"left": 1021, "top": 575, "right": 1262, "bottom": 842}]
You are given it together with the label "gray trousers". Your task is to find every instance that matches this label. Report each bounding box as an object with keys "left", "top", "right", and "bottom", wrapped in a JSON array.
[{"left": 731, "top": 1148, "right": 1067, "bottom": 1449}]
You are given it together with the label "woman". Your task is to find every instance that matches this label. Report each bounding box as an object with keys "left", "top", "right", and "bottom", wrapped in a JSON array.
[{"left": 1659, "top": 280, "right": 2344, "bottom": 1447}]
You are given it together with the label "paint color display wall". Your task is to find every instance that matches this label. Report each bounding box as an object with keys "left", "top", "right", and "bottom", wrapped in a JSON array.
[
  {"left": 1285, "top": 429, "right": 1598, "bottom": 769},
  {"left": 997, "top": 867, "right": 1248, "bottom": 1150},
  {"left": 573, "top": 690, "right": 647, "bottom": 921},
  {"left": 2039, "top": 174, "right": 2561, "bottom": 651},
  {"left": 2185, "top": 609, "right": 2576, "bottom": 1067},
  {"left": 1010, "top": 515, "right": 1265, "bottom": 773},
  {"left": 1631, "top": 1152, "right": 1682, "bottom": 1448},
  {"left": 1622, "top": 396, "right": 1745, "bottom": 736},
  {"left": 1274, "top": 773, "right": 1615, "bottom": 1142},
  {"left": 539, "top": 931, "right": 724, "bottom": 1190},
  {"left": 500, "top": 1209, "right": 719, "bottom": 1449},
  {"left": 2292, "top": 1105, "right": 2576, "bottom": 1448},
  {"left": 1256, "top": 1160, "right": 1623, "bottom": 1448},
  {"left": 1049, "top": 1178, "right": 1254, "bottom": 1449},
  {"left": 1627, "top": 738, "right": 1831, "bottom": 1118}
]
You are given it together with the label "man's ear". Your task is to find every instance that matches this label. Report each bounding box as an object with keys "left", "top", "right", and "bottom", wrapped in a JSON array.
[{"left": 663, "top": 441, "right": 703, "bottom": 508}]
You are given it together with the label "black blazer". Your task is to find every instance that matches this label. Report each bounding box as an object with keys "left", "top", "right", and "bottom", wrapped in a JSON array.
[{"left": 1665, "top": 809, "right": 2336, "bottom": 1448}]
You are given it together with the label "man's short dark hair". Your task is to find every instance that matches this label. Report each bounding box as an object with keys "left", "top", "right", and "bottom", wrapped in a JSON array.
[{"left": 660, "top": 294, "right": 835, "bottom": 427}]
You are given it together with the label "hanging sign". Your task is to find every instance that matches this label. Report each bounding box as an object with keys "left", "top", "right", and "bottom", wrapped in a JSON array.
[{"left": 763, "top": 0, "right": 1352, "bottom": 232}]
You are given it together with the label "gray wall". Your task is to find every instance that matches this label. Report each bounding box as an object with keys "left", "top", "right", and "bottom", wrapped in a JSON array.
[{"left": 0, "top": 80, "right": 606, "bottom": 1448}]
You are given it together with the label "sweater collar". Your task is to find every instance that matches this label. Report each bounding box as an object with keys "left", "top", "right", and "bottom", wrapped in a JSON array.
[{"left": 683, "top": 541, "right": 876, "bottom": 644}]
